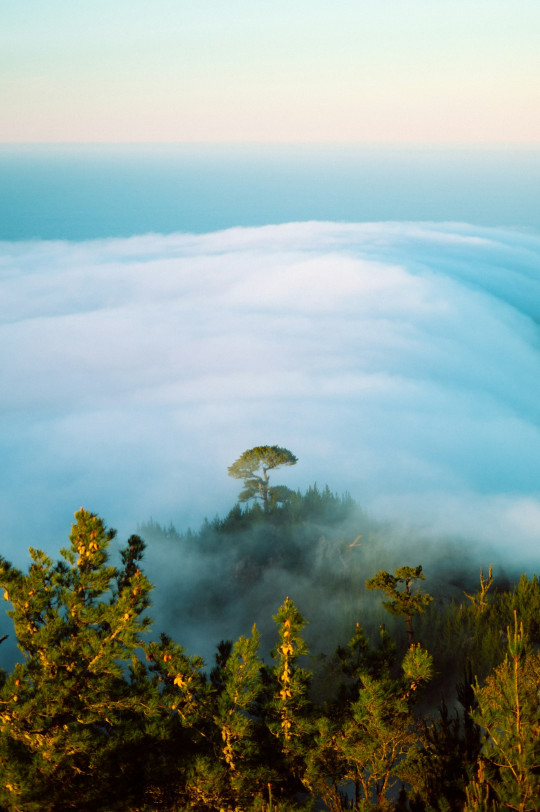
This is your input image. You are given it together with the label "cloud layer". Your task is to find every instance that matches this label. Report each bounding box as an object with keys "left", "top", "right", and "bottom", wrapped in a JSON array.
[{"left": 1, "top": 221, "right": 539, "bottom": 567}]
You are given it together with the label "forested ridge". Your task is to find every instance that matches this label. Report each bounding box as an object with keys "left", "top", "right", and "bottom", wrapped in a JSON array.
[{"left": 0, "top": 484, "right": 539, "bottom": 811}]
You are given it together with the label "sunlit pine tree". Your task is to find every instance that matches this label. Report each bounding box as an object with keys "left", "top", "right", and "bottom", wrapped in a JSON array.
[
  {"left": 465, "top": 612, "right": 540, "bottom": 812},
  {"left": 211, "top": 627, "right": 270, "bottom": 809},
  {"left": 366, "top": 565, "right": 433, "bottom": 646},
  {"left": 0, "top": 509, "right": 163, "bottom": 811},
  {"left": 266, "top": 595, "right": 312, "bottom": 797}
]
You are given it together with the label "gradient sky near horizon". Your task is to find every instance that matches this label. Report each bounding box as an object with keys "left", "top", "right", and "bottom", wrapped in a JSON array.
[{"left": 2, "top": 0, "right": 540, "bottom": 144}]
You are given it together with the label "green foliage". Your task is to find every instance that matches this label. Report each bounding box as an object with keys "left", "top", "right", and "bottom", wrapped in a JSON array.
[
  {"left": 212, "top": 627, "right": 269, "bottom": 808},
  {"left": 366, "top": 566, "right": 433, "bottom": 646},
  {"left": 467, "top": 613, "right": 540, "bottom": 812},
  {"left": 464, "top": 565, "right": 494, "bottom": 614},
  {"left": 405, "top": 665, "right": 482, "bottom": 810},
  {"left": 0, "top": 510, "right": 158, "bottom": 810},
  {"left": 228, "top": 446, "right": 298, "bottom": 507},
  {"left": 415, "top": 569, "right": 540, "bottom": 695},
  {"left": 140, "top": 483, "right": 363, "bottom": 667},
  {"left": 269, "top": 598, "right": 312, "bottom": 759},
  {"left": 464, "top": 764, "right": 498, "bottom": 812},
  {"left": 304, "top": 623, "right": 433, "bottom": 811},
  {"left": 1, "top": 504, "right": 540, "bottom": 811}
]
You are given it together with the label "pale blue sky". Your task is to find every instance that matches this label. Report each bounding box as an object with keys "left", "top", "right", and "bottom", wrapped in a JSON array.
[{"left": 2, "top": 0, "right": 539, "bottom": 142}]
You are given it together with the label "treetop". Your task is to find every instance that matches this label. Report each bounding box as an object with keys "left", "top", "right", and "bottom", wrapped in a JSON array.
[{"left": 227, "top": 446, "right": 298, "bottom": 479}]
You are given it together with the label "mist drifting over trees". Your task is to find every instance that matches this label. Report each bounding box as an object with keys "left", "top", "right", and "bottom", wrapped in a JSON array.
[{"left": 0, "top": 489, "right": 539, "bottom": 810}]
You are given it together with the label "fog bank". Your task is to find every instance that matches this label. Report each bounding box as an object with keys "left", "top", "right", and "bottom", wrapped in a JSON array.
[{"left": 1, "top": 221, "right": 539, "bottom": 569}]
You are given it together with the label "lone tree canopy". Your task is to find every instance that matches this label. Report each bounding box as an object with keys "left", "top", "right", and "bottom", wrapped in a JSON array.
[{"left": 228, "top": 445, "right": 298, "bottom": 508}]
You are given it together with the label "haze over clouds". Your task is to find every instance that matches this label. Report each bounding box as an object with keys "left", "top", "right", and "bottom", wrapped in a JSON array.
[{"left": 1, "top": 221, "right": 539, "bottom": 567}]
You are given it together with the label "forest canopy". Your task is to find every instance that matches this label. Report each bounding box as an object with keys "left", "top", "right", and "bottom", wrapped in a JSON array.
[{"left": 0, "top": 491, "right": 539, "bottom": 811}]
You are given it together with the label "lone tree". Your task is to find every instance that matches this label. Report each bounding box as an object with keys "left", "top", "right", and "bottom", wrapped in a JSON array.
[{"left": 227, "top": 446, "right": 298, "bottom": 509}]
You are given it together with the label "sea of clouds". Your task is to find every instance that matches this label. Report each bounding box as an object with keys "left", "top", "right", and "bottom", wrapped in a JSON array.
[{"left": 1, "top": 221, "right": 539, "bottom": 569}]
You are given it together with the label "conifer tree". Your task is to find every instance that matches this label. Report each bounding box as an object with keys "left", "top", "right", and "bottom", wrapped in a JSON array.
[
  {"left": 303, "top": 623, "right": 377, "bottom": 811},
  {"left": 211, "top": 626, "right": 269, "bottom": 809},
  {"left": 302, "top": 618, "right": 433, "bottom": 811},
  {"left": 267, "top": 597, "right": 313, "bottom": 804},
  {"left": 464, "top": 762, "right": 498, "bottom": 812},
  {"left": 228, "top": 446, "right": 298, "bottom": 508},
  {"left": 269, "top": 598, "right": 311, "bottom": 755},
  {"left": 466, "top": 613, "right": 540, "bottom": 812},
  {"left": 0, "top": 509, "right": 168, "bottom": 811},
  {"left": 465, "top": 565, "right": 494, "bottom": 614},
  {"left": 406, "top": 660, "right": 483, "bottom": 810},
  {"left": 366, "top": 566, "right": 432, "bottom": 646}
]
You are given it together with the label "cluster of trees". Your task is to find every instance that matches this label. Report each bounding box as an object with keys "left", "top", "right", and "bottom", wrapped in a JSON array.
[
  {"left": 0, "top": 508, "right": 539, "bottom": 811},
  {"left": 0, "top": 450, "right": 539, "bottom": 810},
  {"left": 139, "top": 450, "right": 362, "bottom": 661}
]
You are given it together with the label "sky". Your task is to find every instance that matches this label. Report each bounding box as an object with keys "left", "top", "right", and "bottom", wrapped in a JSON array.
[
  {"left": 2, "top": 0, "right": 540, "bottom": 143},
  {"left": 1, "top": 221, "right": 540, "bottom": 572}
]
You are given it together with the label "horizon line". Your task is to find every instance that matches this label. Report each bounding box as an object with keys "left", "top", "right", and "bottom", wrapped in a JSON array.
[{"left": 1, "top": 140, "right": 540, "bottom": 149}]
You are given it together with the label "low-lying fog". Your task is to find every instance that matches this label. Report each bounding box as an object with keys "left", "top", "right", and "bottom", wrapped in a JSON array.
[{"left": 1, "top": 222, "right": 539, "bottom": 613}]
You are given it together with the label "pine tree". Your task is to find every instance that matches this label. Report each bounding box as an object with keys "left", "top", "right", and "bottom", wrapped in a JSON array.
[
  {"left": 366, "top": 566, "right": 433, "bottom": 646},
  {"left": 211, "top": 626, "right": 269, "bottom": 809},
  {"left": 228, "top": 447, "right": 298, "bottom": 508},
  {"left": 465, "top": 565, "right": 494, "bottom": 614},
  {"left": 0, "top": 509, "right": 169, "bottom": 811},
  {"left": 265, "top": 597, "right": 313, "bottom": 805},
  {"left": 304, "top": 623, "right": 432, "bottom": 811},
  {"left": 405, "top": 664, "right": 482, "bottom": 810},
  {"left": 466, "top": 613, "right": 540, "bottom": 812},
  {"left": 269, "top": 598, "right": 311, "bottom": 754}
]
